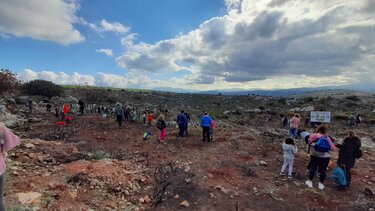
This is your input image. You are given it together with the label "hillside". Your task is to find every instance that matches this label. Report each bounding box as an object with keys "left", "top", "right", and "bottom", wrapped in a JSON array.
[{"left": 0, "top": 89, "right": 374, "bottom": 210}]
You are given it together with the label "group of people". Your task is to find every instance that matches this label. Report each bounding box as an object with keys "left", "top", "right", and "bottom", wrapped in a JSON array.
[
  {"left": 280, "top": 123, "right": 362, "bottom": 190},
  {"left": 349, "top": 113, "right": 362, "bottom": 127}
]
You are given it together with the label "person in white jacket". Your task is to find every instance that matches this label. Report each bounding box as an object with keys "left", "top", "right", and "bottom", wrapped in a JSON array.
[{"left": 280, "top": 138, "right": 298, "bottom": 179}]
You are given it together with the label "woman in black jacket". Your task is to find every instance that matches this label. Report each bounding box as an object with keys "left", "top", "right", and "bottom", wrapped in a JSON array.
[{"left": 336, "top": 131, "right": 362, "bottom": 187}]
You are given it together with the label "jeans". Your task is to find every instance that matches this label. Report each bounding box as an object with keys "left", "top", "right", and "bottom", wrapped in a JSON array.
[
  {"left": 289, "top": 128, "right": 297, "bottom": 139},
  {"left": 116, "top": 115, "right": 123, "bottom": 127}
]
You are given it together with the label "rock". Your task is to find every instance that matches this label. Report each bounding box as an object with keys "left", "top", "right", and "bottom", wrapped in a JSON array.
[
  {"left": 28, "top": 117, "right": 42, "bottom": 123},
  {"left": 371, "top": 177, "right": 375, "bottom": 183},
  {"left": 253, "top": 109, "right": 262, "bottom": 113},
  {"left": 24, "top": 143, "right": 36, "bottom": 149},
  {"left": 144, "top": 195, "right": 151, "bottom": 203},
  {"left": 106, "top": 201, "right": 117, "bottom": 209},
  {"left": 175, "top": 194, "right": 180, "bottom": 199},
  {"left": 6, "top": 98, "right": 16, "bottom": 104},
  {"left": 16, "top": 192, "right": 42, "bottom": 205},
  {"left": 184, "top": 166, "right": 191, "bottom": 173},
  {"left": 180, "top": 200, "right": 190, "bottom": 208},
  {"left": 208, "top": 173, "right": 214, "bottom": 179},
  {"left": 259, "top": 161, "right": 267, "bottom": 166},
  {"left": 139, "top": 197, "right": 145, "bottom": 203},
  {"left": 223, "top": 110, "right": 231, "bottom": 115},
  {"left": 210, "top": 193, "right": 215, "bottom": 198},
  {"left": 363, "top": 188, "right": 374, "bottom": 197},
  {"left": 14, "top": 96, "right": 29, "bottom": 104}
]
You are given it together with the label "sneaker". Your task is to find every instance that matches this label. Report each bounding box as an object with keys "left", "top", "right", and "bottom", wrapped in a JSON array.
[
  {"left": 288, "top": 176, "right": 293, "bottom": 180},
  {"left": 317, "top": 173, "right": 321, "bottom": 178},
  {"left": 305, "top": 170, "right": 310, "bottom": 176},
  {"left": 305, "top": 180, "right": 313, "bottom": 188},
  {"left": 318, "top": 182, "right": 325, "bottom": 190},
  {"left": 280, "top": 172, "right": 286, "bottom": 176}
]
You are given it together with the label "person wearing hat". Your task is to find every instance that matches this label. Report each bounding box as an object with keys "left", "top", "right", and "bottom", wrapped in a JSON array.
[{"left": 200, "top": 112, "right": 212, "bottom": 142}]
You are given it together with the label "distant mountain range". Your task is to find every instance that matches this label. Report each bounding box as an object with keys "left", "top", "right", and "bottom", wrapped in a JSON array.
[{"left": 154, "top": 83, "right": 375, "bottom": 97}]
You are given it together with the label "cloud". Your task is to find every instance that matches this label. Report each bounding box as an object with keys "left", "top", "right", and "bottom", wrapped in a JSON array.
[
  {"left": 96, "top": 48, "right": 114, "bottom": 57},
  {"left": 0, "top": 0, "right": 85, "bottom": 45},
  {"left": 89, "top": 19, "right": 130, "bottom": 34},
  {"left": 115, "top": 0, "right": 375, "bottom": 89}
]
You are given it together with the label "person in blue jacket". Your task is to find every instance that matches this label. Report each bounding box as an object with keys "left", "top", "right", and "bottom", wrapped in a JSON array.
[
  {"left": 177, "top": 110, "right": 187, "bottom": 138},
  {"left": 200, "top": 112, "right": 212, "bottom": 142}
]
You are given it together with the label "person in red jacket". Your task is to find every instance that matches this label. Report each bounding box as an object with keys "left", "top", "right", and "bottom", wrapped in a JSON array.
[{"left": 147, "top": 112, "right": 153, "bottom": 126}]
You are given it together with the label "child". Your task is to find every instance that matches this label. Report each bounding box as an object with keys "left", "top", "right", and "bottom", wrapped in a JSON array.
[
  {"left": 280, "top": 138, "right": 298, "bottom": 179},
  {"left": 156, "top": 114, "right": 167, "bottom": 144},
  {"left": 210, "top": 117, "right": 215, "bottom": 141}
]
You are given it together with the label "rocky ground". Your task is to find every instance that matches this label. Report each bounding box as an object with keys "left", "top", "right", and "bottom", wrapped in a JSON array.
[{"left": 1, "top": 90, "right": 375, "bottom": 211}]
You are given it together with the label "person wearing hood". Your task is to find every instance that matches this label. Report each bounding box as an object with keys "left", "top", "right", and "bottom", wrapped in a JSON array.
[{"left": 115, "top": 103, "right": 125, "bottom": 128}]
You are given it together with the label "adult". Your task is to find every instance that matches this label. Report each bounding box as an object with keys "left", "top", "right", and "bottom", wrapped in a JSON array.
[
  {"left": 157, "top": 114, "right": 167, "bottom": 144},
  {"left": 200, "top": 112, "right": 212, "bottom": 142},
  {"left": 78, "top": 100, "right": 85, "bottom": 115},
  {"left": 289, "top": 114, "right": 300, "bottom": 139},
  {"left": 282, "top": 116, "right": 289, "bottom": 128},
  {"left": 336, "top": 131, "right": 361, "bottom": 187},
  {"left": 184, "top": 112, "right": 191, "bottom": 136},
  {"left": 305, "top": 125, "right": 336, "bottom": 190},
  {"left": 177, "top": 110, "right": 187, "bottom": 139},
  {"left": 0, "top": 122, "right": 21, "bottom": 210},
  {"left": 46, "top": 103, "right": 52, "bottom": 112},
  {"left": 27, "top": 98, "right": 33, "bottom": 112},
  {"left": 114, "top": 103, "right": 125, "bottom": 128},
  {"left": 355, "top": 114, "right": 362, "bottom": 126},
  {"left": 349, "top": 114, "right": 356, "bottom": 127}
]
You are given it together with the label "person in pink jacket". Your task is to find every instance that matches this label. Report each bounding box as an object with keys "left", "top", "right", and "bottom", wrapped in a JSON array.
[
  {"left": 289, "top": 114, "right": 300, "bottom": 139},
  {"left": 0, "top": 122, "right": 21, "bottom": 210},
  {"left": 305, "top": 125, "right": 336, "bottom": 190}
]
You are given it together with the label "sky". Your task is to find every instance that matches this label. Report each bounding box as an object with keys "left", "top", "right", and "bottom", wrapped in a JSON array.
[{"left": 0, "top": 0, "right": 374, "bottom": 91}]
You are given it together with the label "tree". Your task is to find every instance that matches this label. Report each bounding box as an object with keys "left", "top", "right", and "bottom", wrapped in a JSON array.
[
  {"left": 0, "top": 69, "right": 20, "bottom": 96},
  {"left": 22, "top": 79, "right": 64, "bottom": 98}
]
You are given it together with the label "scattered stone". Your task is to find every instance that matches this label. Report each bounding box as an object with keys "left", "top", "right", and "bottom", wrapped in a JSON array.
[
  {"left": 16, "top": 192, "right": 42, "bottom": 205},
  {"left": 28, "top": 117, "right": 42, "bottom": 123},
  {"left": 371, "top": 177, "right": 375, "bottom": 183},
  {"left": 180, "top": 200, "right": 190, "bottom": 208},
  {"left": 139, "top": 197, "right": 145, "bottom": 204},
  {"left": 210, "top": 193, "right": 215, "bottom": 198},
  {"left": 259, "top": 161, "right": 267, "bottom": 166},
  {"left": 106, "top": 201, "right": 117, "bottom": 209},
  {"left": 143, "top": 195, "right": 151, "bottom": 203},
  {"left": 184, "top": 166, "right": 191, "bottom": 173},
  {"left": 24, "top": 143, "right": 36, "bottom": 149},
  {"left": 208, "top": 173, "right": 214, "bottom": 179},
  {"left": 175, "top": 194, "right": 180, "bottom": 199}
]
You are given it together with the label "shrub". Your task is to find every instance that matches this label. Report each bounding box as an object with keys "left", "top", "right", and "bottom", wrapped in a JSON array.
[
  {"left": 346, "top": 95, "right": 360, "bottom": 101},
  {"left": 0, "top": 69, "right": 20, "bottom": 96},
  {"left": 277, "top": 98, "right": 287, "bottom": 105},
  {"left": 22, "top": 79, "right": 64, "bottom": 98}
]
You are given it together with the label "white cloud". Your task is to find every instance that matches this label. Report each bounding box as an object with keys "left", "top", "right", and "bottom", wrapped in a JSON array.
[
  {"left": 89, "top": 19, "right": 130, "bottom": 34},
  {"left": 0, "top": 0, "right": 85, "bottom": 45},
  {"left": 115, "top": 0, "right": 375, "bottom": 90},
  {"left": 121, "top": 33, "right": 138, "bottom": 49},
  {"left": 96, "top": 48, "right": 114, "bottom": 57}
]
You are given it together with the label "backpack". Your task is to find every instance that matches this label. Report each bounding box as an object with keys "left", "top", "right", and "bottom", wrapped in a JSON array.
[
  {"left": 157, "top": 120, "right": 165, "bottom": 130},
  {"left": 354, "top": 148, "right": 363, "bottom": 159},
  {"left": 331, "top": 166, "right": 347, "bottom": 187},
  {"left": 314, "top": 136, "right": 331, "bottom": 152}
]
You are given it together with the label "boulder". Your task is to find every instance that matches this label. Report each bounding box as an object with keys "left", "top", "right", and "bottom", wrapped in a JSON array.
[
  {"left": 14, "top": 96, "right": 29, "bottom": 104},
  {"left": 6, "top": 98, "right": 16, "bottom": 104},
  {"left": 28, "top": 117, "right": 42, "bottom": 123},
  {"left": 16, "top": 192, "right": 42, "bottom": 205}
]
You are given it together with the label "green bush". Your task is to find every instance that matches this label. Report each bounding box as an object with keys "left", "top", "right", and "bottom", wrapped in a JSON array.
[
  {"left": 23, "top": 79, "right": 64, "bottom": 98},
  {"left": 346, "top": 95, "right": 360, "bottom": 101}
]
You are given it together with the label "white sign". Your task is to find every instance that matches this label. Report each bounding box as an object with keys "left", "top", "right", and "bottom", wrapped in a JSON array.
[{"left": 310, "top": 111, "right": 331, "bottom": 123}]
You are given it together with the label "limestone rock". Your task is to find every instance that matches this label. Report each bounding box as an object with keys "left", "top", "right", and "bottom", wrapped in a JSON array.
[{"left": 16, "top": 192, "right": 42, "bottom": 205}]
